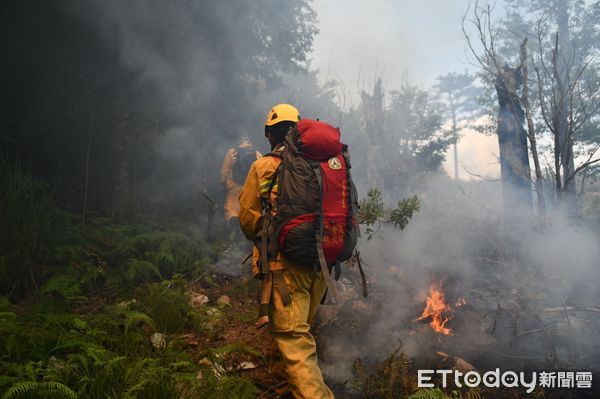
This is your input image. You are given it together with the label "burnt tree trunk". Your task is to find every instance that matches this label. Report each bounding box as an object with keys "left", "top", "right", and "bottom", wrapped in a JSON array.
[{"left": 494, "top": 65, "right": 532, "bottom": 215}]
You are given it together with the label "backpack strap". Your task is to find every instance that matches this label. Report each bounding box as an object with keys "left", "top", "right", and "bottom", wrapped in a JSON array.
[
  {"left": 272, "top": 270, "right": 291, "bottom": 305},
  {"left": 257, "top": 149, "right": 292, "bottom": 307},
  {"left": 311, "top": 162, "right": 338, "bottom": 298},
  {"left": 341, "top": 146, "right": 367, "bottom": 297},
  {"left": 259, "top": 270, "right": 291, "bottom": 307},
  {"left": 257, "top": 150, "right": 283, "bottom": 275},
  {"left": 264, "top": 151, "right": 282, "bottom": 159},
  {"left": 333, "top": 261, "right": 341, "bottom": 281},
  {"left": 355, "top": 250, "right": 368, "bottom": 298}
]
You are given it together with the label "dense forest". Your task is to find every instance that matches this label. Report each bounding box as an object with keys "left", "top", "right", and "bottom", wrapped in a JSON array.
[{"left": 1, "top": 0, "right": 600, "bottom": 398}]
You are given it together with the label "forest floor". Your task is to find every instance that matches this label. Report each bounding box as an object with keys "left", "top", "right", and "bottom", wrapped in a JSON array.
[
  {"left": 185, "top": 271, "right": 286, "bottom": 398},
  {"left": 3, "top": 216, "right": 599, "bottom": 399}
]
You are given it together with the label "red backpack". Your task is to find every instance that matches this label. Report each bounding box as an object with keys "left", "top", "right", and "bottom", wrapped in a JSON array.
[{"left": 259, "top": 119, "right": 364, "bottom": 296}]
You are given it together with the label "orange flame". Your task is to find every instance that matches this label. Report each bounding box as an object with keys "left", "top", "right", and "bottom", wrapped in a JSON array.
[{"left": 417, "top": 281, "right": 453, "bottom": 335}]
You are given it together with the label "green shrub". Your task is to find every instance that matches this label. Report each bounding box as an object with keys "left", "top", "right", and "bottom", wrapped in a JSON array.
[
  {"left": 1, "top": 381, "right": 77, "bottom": 399},
  {"left": 139, "top": 276, "right": 195, "bottom": 334},
  {"left": 195, "top": 375, "right": 258, "bottom": 399},
  {"left": 0, "top": 158, "right": 67, "bottom": 299},
  {"left": 350, "top": 347, "right": 414, "bottom": 399}
]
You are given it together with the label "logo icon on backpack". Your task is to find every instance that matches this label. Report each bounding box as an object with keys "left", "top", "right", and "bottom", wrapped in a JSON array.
[{"left": 328, "top": 157, "right": 341, "bottom": 170}]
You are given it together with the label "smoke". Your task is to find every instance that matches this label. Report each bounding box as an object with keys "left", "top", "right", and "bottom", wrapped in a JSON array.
[
  {"left": 64, "top": 0, "right": 327, "bottom": 211},
  {"left": 59, "top": 0, "right": 600, "bottom": 387},
  {"left": 318, "top": 173, "right": 600, "bottom": 382}
]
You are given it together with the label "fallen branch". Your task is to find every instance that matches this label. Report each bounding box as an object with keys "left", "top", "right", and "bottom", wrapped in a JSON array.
[{"left": 543, "top": 306, "right": 600, "bottom": 314}]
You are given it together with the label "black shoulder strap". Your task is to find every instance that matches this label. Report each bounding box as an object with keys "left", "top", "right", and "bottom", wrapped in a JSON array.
[
  {"left": 263, "top": 148, "right": 284, "bottom": 198},
  {"left": 264, "top": 151, "right": 282, "bottom": 159}
]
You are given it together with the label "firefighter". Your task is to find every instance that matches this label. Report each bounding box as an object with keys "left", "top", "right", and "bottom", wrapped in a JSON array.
[
  {"left": 219, "top": 137, "right": 261, "bottom": 233},
  {"left": 239, "top": 104, "right": 334, "bottom": 399}
]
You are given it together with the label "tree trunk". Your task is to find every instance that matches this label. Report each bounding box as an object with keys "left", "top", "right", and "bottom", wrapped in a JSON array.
[
  {"left": 361, "top": 79, "right": 385, "bottom": 192},
  {"left": 113, "top": 104, "right": 135, "bottom": 221},
  {"left": 82, "top": 107, "right": 94, "bottom": 225},
  {"left": 520, "top": 39, "right": 545, "bottom": 215},
  {"left": 494, "top": 65, "right": 532, "bottom": 215},
  {"left": 451, "top": 104, "right": 459, "bottom": 180},
  {"left": 557, "top": 0, "right": 576, "bottom": 197}
]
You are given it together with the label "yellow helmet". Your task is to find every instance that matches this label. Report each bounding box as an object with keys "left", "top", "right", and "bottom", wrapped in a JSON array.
[{"left": 265, "top": 103, "right": 300, "bottom": 127}]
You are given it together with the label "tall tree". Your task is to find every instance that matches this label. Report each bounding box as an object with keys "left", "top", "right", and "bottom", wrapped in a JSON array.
[
  {"left": 463, "top": 0, "right": 600, "bottom": 214},
  {"left": 0, "top": 0, "right": 320, "bottom": 220},
  {"left": 361, "top": 79, "right": 386, "bottom": 192},
  {"left": 384, "top": 82, "right": 449, "bottom": 194},
  {"left": 433, "top": 71, "right": 480, "bottom": 179},
  {"left": 463, "top": 3, "right": 533, "bottom": 214},
  {"left": 501, "top": 0, "right": 600, "bottom": 206}
]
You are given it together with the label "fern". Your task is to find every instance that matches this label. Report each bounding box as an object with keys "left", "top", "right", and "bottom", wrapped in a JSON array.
[
  {"left": 0, "top": 158, "right": 66, "bottom": 299},
  {"left": 40, "top": 275, "right": 83, "bottom": 301},
  {"left": 349, "top": 347, "right": 415, "bottom": 399},
  {"left": 0, "top": 311, "right": 17, "bottom": 320},
  {"left": 463, "top": 388, "right": 482, "bottom": 399},
  {"left": 195, "top": 374, "right": 258, "bottom": 399},
  {"left": 123, "top": 311, "right": 156, "bottom": 335},
  {"left": 2, "top": 381, "right": 77, "bottom": 399},
  {"left": 407, "top": 388, "right": 452, "bottom": 399},
  {"left": 209, "top": 342, "right": 263, "bottom": 359},
  {"left": 155, "top": 240, "right": 176, "bottom": 272},
  {"left": 350, "top": 357, "right": 366, "bottom": 392},
  {"left": 125, "top": 259, "right": 162, "bottom": 284},
  {"left": 533, "top": 387, "right": 545, "bottom": 399},
  {"left": 139, "top": 281, "right": 193, "bottom": 334},
  {"left": 168, "top": 361, "right": 194, "bottom": 372},
  {"left": 123, "top": 358, "right": 180, "bottom": 399}
]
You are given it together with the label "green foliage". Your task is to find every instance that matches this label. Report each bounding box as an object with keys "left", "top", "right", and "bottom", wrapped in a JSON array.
[
  {"left": 0, "top": 162, "right": 256, "bottom": 398},
  {"left": 125, "top": 259, "right": 162, "bottom": 284},
  {"left": 194, "top": 343, "right": 263, "bottom": 399},
  {"left": 138, "top": 277, "right": 195, "bottom": 334},
  {"left": 390, "top": 195, "right": 421, "bottom": 230},
  {"left": 36, "top": 220, "right": 210, "bottom": 300},
  {"left": 358, "top": 189, "right": 421, "bottom": 239},
  {"left": 206, "top": 342, "right": 264, "bottom": 369},
  {"left": 407, "top": 388, "right": 453, "bottom": 399},
  {"left": 350, "top": 347, "right": 414, "bottom": 399},
  {"left": 0, "top": 170, "right": 210, "bottom": 300},
  {"left": 0, "top": 294, "right": 241, "bottom": 398},
  {"left": 195, "top": 375, "right": 258, "bottom": 399},
  {"left": 351, "top": 348, "right": 483, "bottom": 399},
  {"left": 358, "top": 189, "right": 387, "bottom": 227},
  {"left": 1, "top": 381, "right": 77, "bottom": 399},
  {"left": 384, "top": 83, "right": 451, "bottom": 181},
  {"left": 0, "top": 158, "right": 67, "bottom": 299},
  {"left": 407, "top": 388, "right": 483, "bottom": 399}
]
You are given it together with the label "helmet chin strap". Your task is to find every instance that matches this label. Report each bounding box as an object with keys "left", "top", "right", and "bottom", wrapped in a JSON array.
[{"left": 268, "top": 134, "right": 280, "bottom": 151}]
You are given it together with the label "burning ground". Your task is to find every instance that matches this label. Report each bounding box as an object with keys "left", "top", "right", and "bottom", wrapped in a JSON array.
[{"left": 313, "top": 175, "right": 600, "bottom": 397}]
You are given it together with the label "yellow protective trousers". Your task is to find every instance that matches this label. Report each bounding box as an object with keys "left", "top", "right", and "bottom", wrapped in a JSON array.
[
  {"left": 269, "top": 265, "right": 334, "bottom": 399},
  {"left": 223, "top": 184, "right": 242, "bottom": 222}
]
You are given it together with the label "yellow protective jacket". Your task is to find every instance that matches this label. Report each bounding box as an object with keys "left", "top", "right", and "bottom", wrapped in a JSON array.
[
  {"left": 220, "top": 146, "right": 261, "bottom": 221},
  {"left": 238, "top": 147, "right": 289, "bottom": 276}
]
